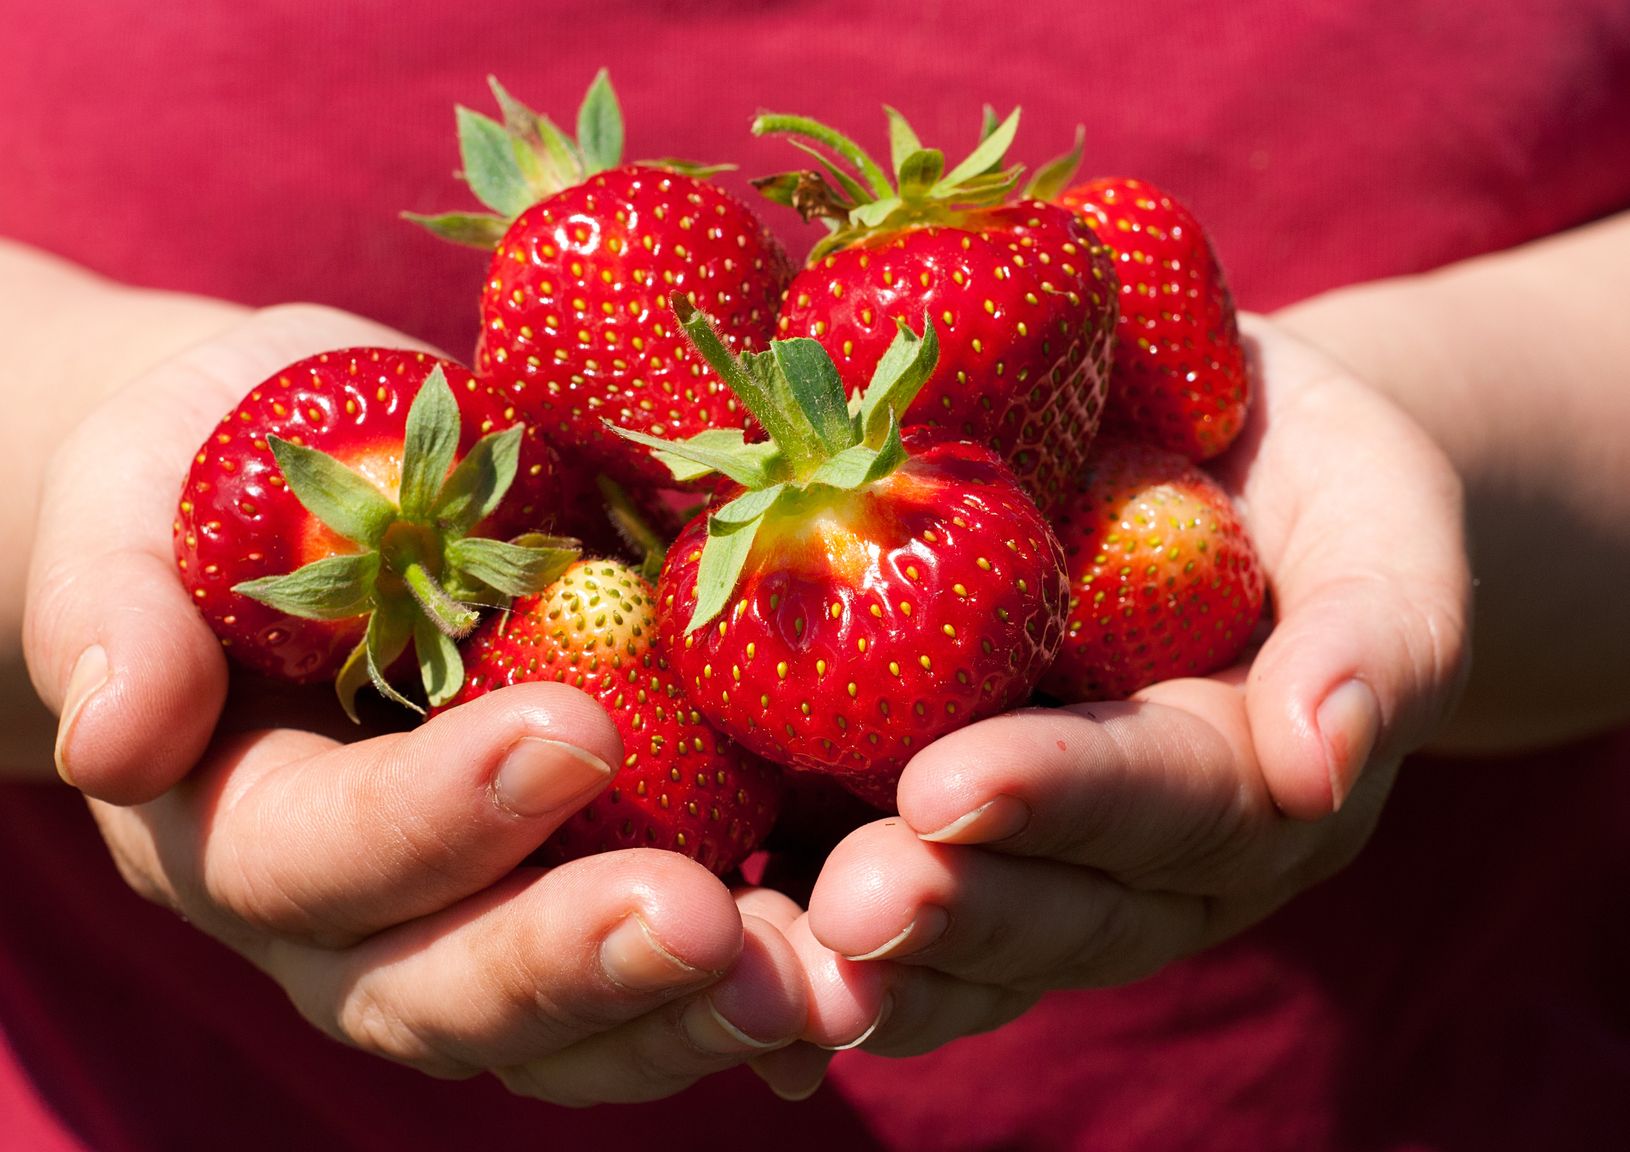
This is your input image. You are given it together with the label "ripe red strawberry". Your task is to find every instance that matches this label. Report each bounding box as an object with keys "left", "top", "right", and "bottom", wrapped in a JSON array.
[
  {"left": 436, "top": 557, "right": 783, "bottom": 876},
  {"left": 175, "top": 348, "right": 578, "bottom": 716},
  {"left": 410, "top": 72, "right": 794, "bottom": 490},
  {"left": 1040, "top": 437, "right": 1265, "bottom": 702},
  {"left": 1059, "top": 176, "right": 1249, "bottom": 461},
  {"left": 619, "top": 305, "right": 1069, "bottom": 809},
  {"left": 755, "top": 107, "right": 1118, "bottom": 511}
]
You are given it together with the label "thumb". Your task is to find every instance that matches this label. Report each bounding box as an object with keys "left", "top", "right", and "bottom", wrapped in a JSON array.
[
  {"left": 1231, "top": 316, "right": 1473, "bottom": 820},
  {"left": 26, "top": 304, "right": 429, "bottom": 804}
]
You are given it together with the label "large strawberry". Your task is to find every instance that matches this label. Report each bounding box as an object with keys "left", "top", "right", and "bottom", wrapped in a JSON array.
[
  {"left": 436, "top": 556, "right": 783, "bottom": 875},
  {"left": 175, "top": 348, "right": 578, "bottom": 717},
  {"left": 1039, "top": 437, "right": 1265, "bottom": 702},
  {"left": 410, "top": 72, "right": 794, "bottom": 489},
  {"left": 754, "top": 106, "right": 1118, "bottom": 511},
  {"left": 1059, "top": 176, "right": 1249, "bottom": 461},
  {"left": 618, "top": 305, "right": 1069, "bottom": 809}
]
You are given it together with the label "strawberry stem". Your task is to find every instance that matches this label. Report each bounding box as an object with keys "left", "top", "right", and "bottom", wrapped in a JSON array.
[
  {"left": 596, "top": 475, "right": 669, "bottom": 580},
  {"left": 400, "top": 560, "right": 480, "bottom": 638}
]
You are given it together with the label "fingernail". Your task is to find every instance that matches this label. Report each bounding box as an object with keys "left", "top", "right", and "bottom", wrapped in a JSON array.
[
  {"left": 918, "top": 794, "right": 1030, "bottom": 844},
  {"left": 1316, "top": 679, "right": 1380, "bottom": 810},
  {"left": 821, "top": 993, "right": 893, "bottom": 1052},
  {"left": 681, "top": 996, "right": 790, "bottom": 1054},
  {"left": 493, "top": 737, "right": 613, "bottom": 818},
  {"left": 54, "top": 645, "right": 109, "bottom": 787},
  {"left": 753, "top": 1042, "right": 831, "bottom": 1102},
  {"left": 600, "top": 914, "right": 708, "bottom": 992},
  {"left": 843, "top": 905, "right": 949, "bottom": 962}
]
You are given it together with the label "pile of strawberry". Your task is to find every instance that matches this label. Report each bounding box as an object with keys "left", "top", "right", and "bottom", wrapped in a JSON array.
[{"left": 174, "top": 74, "right": 1264, "bottom": 877}]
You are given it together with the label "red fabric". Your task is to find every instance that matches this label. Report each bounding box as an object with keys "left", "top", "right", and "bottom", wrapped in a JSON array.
[{"left": 4, "top": 2, "right": 1629, "bottom": 1148}]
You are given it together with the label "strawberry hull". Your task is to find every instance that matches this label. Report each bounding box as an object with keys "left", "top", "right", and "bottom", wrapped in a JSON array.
[
  {"left": 175, "top": 349, "right": 568, "bottom": 683},
  {"left": 657, "top": 440, "right": 1070, "bottom": 809}
]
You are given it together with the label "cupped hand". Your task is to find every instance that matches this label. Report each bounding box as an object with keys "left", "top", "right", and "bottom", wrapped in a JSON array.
[
  {"left": 26, "top": 305, "right": 808, "bottom": 1103},
  {"left": 772, "top": 313, "right": 1473, "bottom": 1075}
]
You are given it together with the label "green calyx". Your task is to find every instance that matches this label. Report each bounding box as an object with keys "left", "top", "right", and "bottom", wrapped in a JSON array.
[
  {"left": 751, "top": 104, "right": 1032, "bottom": 260},
  {"left": 406, "top": 70, "right": 730, "bottom": 249},
  {"left": 610, "top": 300, "right": 940, "bottom": 633},
  {"left": 231, "top": 365, "right": 578, "bottom": 719}
]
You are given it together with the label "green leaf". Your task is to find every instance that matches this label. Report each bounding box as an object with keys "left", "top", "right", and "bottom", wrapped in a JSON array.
[
  {"left": 858, "top": 315, "right": 940, "bottom": 446},
  {"left": 674, "top": 302, "right": 823, "bottom": 468},
  {"left": 576, "top": 68, "right": 624, "bottom": 174},
  {"left": 851, "top": 195, "right": 905, "bottom": 229},
  {"left": 433, "top": 424, "right": 522, "bottom": 534},
  {"left": 456, "top": 106, "right": 535, "bottom": 219},
  {"left": 884, "top": 105, "right": 924, "bottom": 173},
  {"left": 400, "top": 211, "right": 510, "bottom": 250},
  {"left": 979, "top": 105, "right": 1000, "bottom": 142},
  {"left": 268, "top": 436, "right": 397, "bottom": 548},
  {"left": 610, "top": 425, "right": 778, "bottom": 488},
  {"left": 752, "top": 113, "right": 894, "bottom": 200},
  {"left": 689, "top": 511, "right": 765, "bottom": 633},
  {"left": 607, "top": 427, "right": 763, "bottom": 483},
  {"left": 645, "top": 158, "right": 734, "bottom": 179},
  {"left": 399, "top": 367, "right": 461, "bottom": 521},
  {"left": 710, "top": 484, "right": 785, "bottom": 533},
  {"left": 334, "top": 636, "right": 372, "bottom": 723},
  {"left": 772, "top": 338, "right": 856, "bottom": 457},
  {"left": 1025, "top": 124, "right": 1085, "bottom": 202},
  {"left": 938, "top": 107, "right": 1020, "bottom": 192},
  {"left": 751, "top": 170, "right": 808, "bottom": 211},
  {"left": 806, "top": 443, "right": 884, "bottom": 490},
  {"left": 446, "top": 536, "right": 578, "bottom": 598},
  {"left": 863, "top": 414, "right": 908, "bottom": 483},
  {"left": 487, "top": 75, "right": 541, "bottom": 140},
  {"left": 335, "top": 603, "right": 417, "bottom": 721},
  {"left": 232, "top": 552, "right": 380, "bottom": 620},
  {"left": 366, "top": 603, "right": 421, "bottom": 713},
  {"left": 898, "top": 149, "right": 946, "bottom": 200},
  {"left": 413, "top": 612, "right": 465, "bottom": 708}
]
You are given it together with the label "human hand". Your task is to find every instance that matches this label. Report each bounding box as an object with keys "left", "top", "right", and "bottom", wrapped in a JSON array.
[
  {"left": 766, "top": 313, "right": 1472, "bottom": 1077},
  {"left": 25, "top": 305, "right": 808, "bottom": 1102}
]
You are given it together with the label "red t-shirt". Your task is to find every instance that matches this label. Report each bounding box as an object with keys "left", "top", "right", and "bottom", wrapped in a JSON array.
[{"left": 3, "top": 2, "right": 1628, "bottom": 1148}]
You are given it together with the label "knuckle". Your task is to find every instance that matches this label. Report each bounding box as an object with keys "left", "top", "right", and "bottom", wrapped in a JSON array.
[
  {"left": 332, "top": 980, "right": 478, "bottom": 1080},
  {"left": 470, "top": 921, "right": 629, "bottom": 1050}
]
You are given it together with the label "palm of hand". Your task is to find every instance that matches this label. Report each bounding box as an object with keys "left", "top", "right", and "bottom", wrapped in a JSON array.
[{"left": 771, "top": 313, "right": 1473, "bottom": 1063}]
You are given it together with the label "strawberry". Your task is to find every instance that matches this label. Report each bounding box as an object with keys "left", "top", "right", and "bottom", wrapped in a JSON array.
[
  {"left": 754, "top": 106, "right": 1118, "bottom": 511},
  {"left": 1039, "top": 437, "right": 1265, "bottom": 702},
  {"left": 617, "top": 305, "right": 1070, "bottom": 809},
  {"left": 436, "top": 557, "right": 783, "bottom": 876},
  {"left": 175, "top": 348, "right": 578, "bottom": 716},
  {"left": 410, "top": 72, "right": 794, "bottom": 489},
  {"left": 1059, "top": 176, "right": 1249, "bottom": 461}
]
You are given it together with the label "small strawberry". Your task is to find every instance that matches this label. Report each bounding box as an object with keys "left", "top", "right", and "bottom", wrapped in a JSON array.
[
  {"left": 410, "top": 72, "right": 794, "bottom": 489},
  {"left": 437, "top": 557, "right": 783, "bottom": 876},
  {"left": 754, "top": 106, "right": 1118, "bottom": 510},
  {"left": 1040, "top": 437, "right": 1265, "bottom": 702},
  {"left": 617, "top": 305, "right": 1069, "bottom": 809},
  {"left": 175, "top": 348, "right": 578, "bottom": 716},
  {"left": 1059, "top": 176, "right": 1249, "bottom": 461}
]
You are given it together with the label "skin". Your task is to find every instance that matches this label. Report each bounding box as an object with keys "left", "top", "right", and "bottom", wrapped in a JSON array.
[{"left": 8, "top": 209, "right": 1630, "bottom": 1102}]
